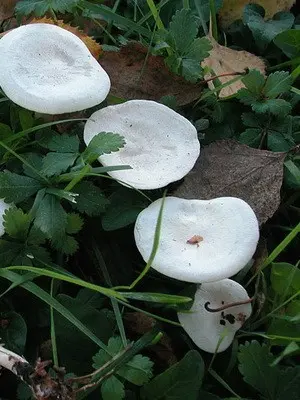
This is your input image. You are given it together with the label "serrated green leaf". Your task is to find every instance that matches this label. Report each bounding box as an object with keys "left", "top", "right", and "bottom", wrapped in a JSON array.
[
  {"left": 271, "top": 262, "right": 300, "bottom": 296},
  {"left": 83, "top": 132, "right": 125, "bottom": 164},
  {"left": 40, "top": 133, "right": 80, "bottom": 153},
  {"left": 141, "top": 351, "right": 204, "bottom": 400},
  {"left": 239, "top": 129, "right": 261, "bottom": 147},
  {"left": 73, "top": 181, "right": 109, "bottom": 216},
  {"left": 0, "top": 311, "right": 27, "bottom": 354},
  {"left": 41, "top": 152, "right": 78, "bottom": 177},
  {"left": 52, "top": 234, "right": 79, "bottom": 255},
  {"left": 66, "top": 213, "right": 84, "bottom": 234},
  {"left": 27, "top": 244, "right": 51, "bottom": 264},
  {"left": 241, "top": 112, "right": 260, "bottom": 127},
  {"left": 263, "top": 71, "right": 293, "bottom": 98},
  {"left": 252, "top": 99, "right": 292, "bottom": 116},
  {"left": 118, "top": 354, "right": 153, "bottom": 385},
  {"left": 185, "top": 37, "right": 212, "bottom": 61},
  {"left": 3, "top": 207, "right": 31, "bottom": 240},
  {"left": 169, "top": 9, "right": 198, "bottom": 54},
  {"left": 0, "top": 240, "right": 24, "bottom": 267},
  {"left": 101, "top": 375, "right": 125, "bottom": 400},
  {"left": 22, "top": 153, "right": 44, "bottom": 180},
  {"left": 181, "top": 58, "right": 203, "bottom": 82},
  {"left": 241, "top": 69, "right": 265, "bottom": 95},
  {"left": 238, "top": 341, "right": 278, "bottom": 399},
  {"left": 16, "top": 0, "right": 80, "bottom": 16},
  {"left": 34, "top": 194, "right": 67, "bottom": 240},
  {"left": 0, "top": 172, "right": 42, "bottom": 203},
  {"left": 27, "top": 226, "right": 47, "bottom": 245},
  {"left": 267, "top": 131, "right": 294, "bottom": 152},
  {"left": 274, "top": 30, "right": 300, "bottom": 59}
]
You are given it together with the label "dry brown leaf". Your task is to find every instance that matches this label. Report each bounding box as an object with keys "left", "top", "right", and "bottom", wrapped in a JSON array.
[
  {"left": 29, "top": 18, "right": 102, "bottom": 59},
  {"left": 219, "top": 0, "right": 296, "bottom": 29},
  {"left": 100, "top": 42, "right": 203, "bottom": 106},
  {"left": 0, "top": 0, "right": 17, "bottom": 23},
  {"left": 201, "top": 36, "right": 266, "bottom": 97},
  {"left": 173, "top": 140, "right": 286, "bottom": 225}
]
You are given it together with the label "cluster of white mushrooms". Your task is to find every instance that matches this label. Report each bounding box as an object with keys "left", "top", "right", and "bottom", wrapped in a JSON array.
[{"left": 0, "top": 24, "right": 260, "bottom": 354}]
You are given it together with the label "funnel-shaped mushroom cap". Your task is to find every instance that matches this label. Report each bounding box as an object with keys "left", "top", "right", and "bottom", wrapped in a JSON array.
[
  {"left": 134, "top": 196, "right": 259, "bottom": 283},
  {"left": 178, "top": 279, "right": 252, "bottom": 353},
  {"left": 0, "top": 24, "right": 110, "bottom": 114},
  {"left": 0, "top": 200, "right": 10, "bottom": 236},
  {"left": 84, "top": 100, "right": 200, "bottom": 189}
]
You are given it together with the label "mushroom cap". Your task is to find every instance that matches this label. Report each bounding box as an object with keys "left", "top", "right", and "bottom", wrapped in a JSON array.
[
  {"left": 0, "top": 24, "right": 110, "bottom": 114},
  {"left": 134, "top": 196, "right": 259, "bottom": 283},
  {"left": 83, "top": 100, "right": 200, "bottom": 189},
  {"left": 0, "top": 199, "right": 10, "bottom": 236},
  {"left": 178, "top": 279, "right": 252, "bottom": 353}
]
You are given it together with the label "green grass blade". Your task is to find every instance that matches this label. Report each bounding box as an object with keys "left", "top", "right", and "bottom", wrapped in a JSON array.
[
  {"left": 5, "top": 266, "right": 126, "bottom": 301},
  {"left": 50, "top": 279, "right": 59, "bottom": 366},
  {"left": 120, "top": 292, "right": 192, "bottom": 304}
]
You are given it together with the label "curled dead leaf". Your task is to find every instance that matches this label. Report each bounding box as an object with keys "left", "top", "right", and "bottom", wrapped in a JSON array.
[
  {"left": 201, "top": 36, "right": 266, "bottom": 97},
  {"left": 219, "top": 0, "right": 296, "bottom": 29},
  {"left": 100, "top": 42, "right": 203, "bottom": 106},
  {"left": 173, "top": 140, "right": 286, "bottom": 225}
]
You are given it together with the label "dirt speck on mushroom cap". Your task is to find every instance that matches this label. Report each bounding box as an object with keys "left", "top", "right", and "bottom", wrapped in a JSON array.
[{"left": 134, "top": 196, "right": 259, "bottom": 283}]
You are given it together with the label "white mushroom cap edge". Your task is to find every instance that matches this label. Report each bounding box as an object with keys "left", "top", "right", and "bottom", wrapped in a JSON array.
[
  {"left": 178, "top": 279, "right": 252, "bottom": 353},
  {"left": 0, "top": 199, "right": 10, "bottom": 237},
  {"left": 84, "top": 100, "right": 200, "bottom": 190},
  {"left": 0, "top": 24, "right": 111, "bottom": 114},
  {"left": 134, "top": 196, "right": 259, "bottom": 283}
]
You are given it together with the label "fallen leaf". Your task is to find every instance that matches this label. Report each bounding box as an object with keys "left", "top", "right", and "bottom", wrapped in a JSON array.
[
  {"left": 173, "top": 140, "right": 286, "bottom": 225},
  {"left": 100, "top": 42, "right": 203, "bottom": 106},
  {"left": 0, "top": 0, "right": 17, "bottom": 23},
  {"left": 201, "top": 36, "right": 266, "bottom": 97},
  {"left": 219, "top": 0, "right": 296, "bottom": 29}
]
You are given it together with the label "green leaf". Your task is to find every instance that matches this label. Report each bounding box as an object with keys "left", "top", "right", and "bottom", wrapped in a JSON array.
[
  {"left": 284, "top": 160, "right": 300, "bottom": 188},
  {"left": 252, "top": 99, "right": 292, "bottom": 116},
  {"left": 34, "top": 194, "right": 67, "bottom": 240},
  {"left": 102, "top": 188, "right": 148, "bottom": 231},
  {"left": 242, "top": 69, "right": 265, "bottom": 95},
  {"left": 73, "top": 181, "right": 109, "bottom": 216},
  {"left": 169, "top": 9, "right": 198, "bottom": 54},
  {"left": 238, "top": 341, "right": 278, "bottom": 399},
  {"left": 40, "top": 132, "right": 80, "bottom": 153},
  {"left": 22, "top": 153, "right": 44, "bottom": 180},
  {"left": 17, "top": 382, "right": 32, "bottom": 400},
  {"left": 263, "top": 71, "right": 293, "bottom": 98},
  {"left": 271, "top": 262, "right": 300, "bottom": 296},
  {"left": 16, "top": 0, "right": 81, "bottom": 16},
  {"left": 101, "top": 375, "right": 125, "bottom": 400},
  {"left": 52, "top": 234, "right": 79, "bottom": 255},
  {"left": 185, "top": 37, "right": 212, "bottom": 61},
  {"left": 244, "top": 5, "right": 294, "bottom": 52},
  {"left": 41, "top": 152, "right": 78, "bottom": 177},
  {"left": 276, "top": 367, "right": 300, "bottom": 400},
  {"left": 141, "top": 350, "right": 204, "bottom": 400},
  {"left": 3, "top": 207, "right": 31, "bottom": 240},
  {"left": 82, "top": 132, "right": 125, "bottom": 164},
  {"left": 274, "top": 30, "right": 300, "bottom": 58},
  {"left": 0, "top": 311, "right": 27, "bottom": 354},
  {"left": 66, "top": 213, "right": 84, "bottom": 234},
  {"left": 181, "top": 58, "right": 203, "bottom": 82},
  {"left": 0, "top": 240, "right": 24, "bottom": 267},
  {"left": 121, "top": 292, "right": 192, "bottom": 304},
  {"left": 0, "top": 123, "right": 12, "bottom": 139},
  {"left": 118, "top": 354, "right": 153, "bottom": 385},
  {"left": 0, "top": 171, "right": 42, "bottom": 203},
  {"left": 93, "top": 336, "right": 153, "bottom": 386},
  {"left": 19, "top": 109, "right": 34, "bottom": 131},
  {"left": 239, "top": 128, "right": 261, "bottom": 147}
]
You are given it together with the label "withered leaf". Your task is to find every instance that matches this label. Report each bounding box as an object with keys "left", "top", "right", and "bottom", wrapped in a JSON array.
[
  {"left": 100, "top": 42, "right": 203, "bottom": 106},
  {"left": 202, "top": 36, "right": 266, "bottom": 98},
  {"left": 219, "top": 0, "right": 296, "bottom": 29},
  {"left": 0, "top": 0, "right": 17, "bottom": 23},
  {"left": 173, "top": 140, "right": 286, "bottom": 225}
]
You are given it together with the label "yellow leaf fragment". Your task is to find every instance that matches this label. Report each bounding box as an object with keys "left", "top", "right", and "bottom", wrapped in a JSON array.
[
  {"left": 219, "top": 0, "right": 296, "bottom": 29},
  {"left": 201, "top": 36, "right": 266, "bottom": 98}
]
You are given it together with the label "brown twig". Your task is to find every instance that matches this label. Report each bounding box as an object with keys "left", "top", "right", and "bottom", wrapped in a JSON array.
[{"left": 204, "top": 298, "right": 254, "bottom": 313}]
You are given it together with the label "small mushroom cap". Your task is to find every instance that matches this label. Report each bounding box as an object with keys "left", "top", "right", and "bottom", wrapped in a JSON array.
[
  {"left": 178, "top": 279, "right": 252, "bottom": 353},
  {"left": 0, "top": 24, "right": 110, "bottom": 114},
  {"left": 134, "top": 196, "right": 259, "bottom": 283},
  {"left": 83, "top": 100, "right": 200, "bottom": 189},
  {"left": 0, "top": 199, "right": 10, "bottom": 236}
]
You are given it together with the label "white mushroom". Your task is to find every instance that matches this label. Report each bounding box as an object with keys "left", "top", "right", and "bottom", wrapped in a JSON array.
[
  {"left": 134, "top": 196, "right": 259, "bottom": 283},
  {"left": 0, "top": 24, "right": 110, "bottom": 114},
  {"left": 0, "top": 199, "right": 10, "bottom": 236},
  {"left": 83, "top": 100, "right": 200, "bottom": 189},
  {"left": 177, "top": 279, "right": 252, "bottom": 353}
]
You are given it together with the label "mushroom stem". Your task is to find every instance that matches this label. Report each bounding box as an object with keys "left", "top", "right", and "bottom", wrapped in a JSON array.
[{"left": 204, "top": 297, "right": 254, "bottom": 313}]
